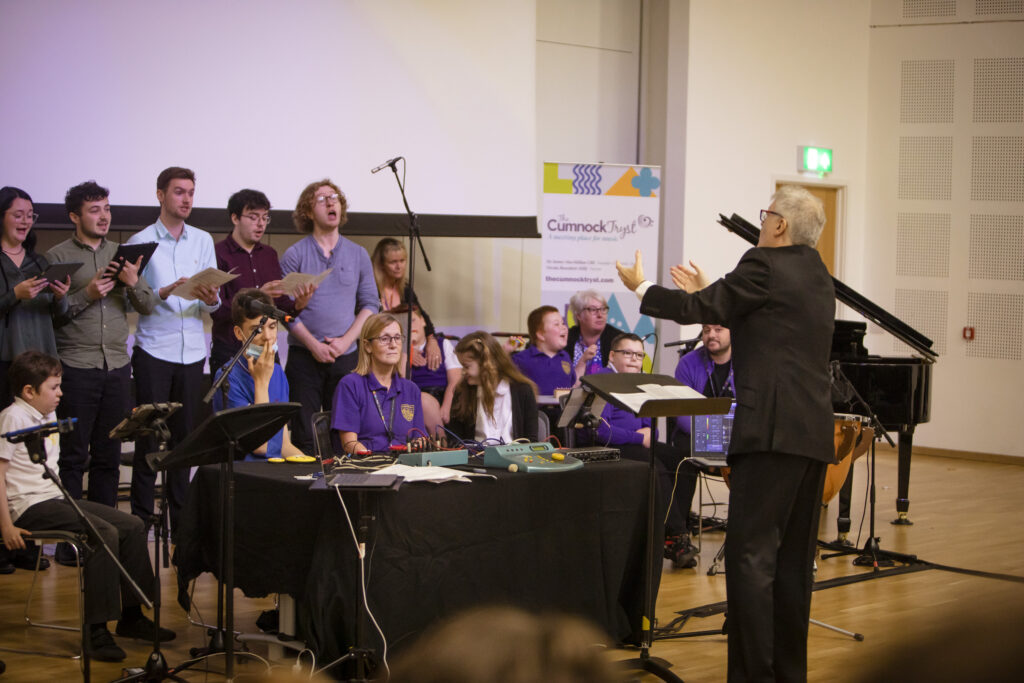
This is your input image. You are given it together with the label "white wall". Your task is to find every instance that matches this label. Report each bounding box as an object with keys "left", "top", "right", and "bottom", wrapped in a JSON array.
[
  {"left": 865, "top": 0, "right": 1024, "bottom": 457},
  {"left": 0, "top": 0, "right": 536, "bottom": 216}
]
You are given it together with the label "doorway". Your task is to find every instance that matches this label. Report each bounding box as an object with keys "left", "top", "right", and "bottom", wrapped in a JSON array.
[{"left": 775, "top": 182, "right": 840, "bottom": 276}]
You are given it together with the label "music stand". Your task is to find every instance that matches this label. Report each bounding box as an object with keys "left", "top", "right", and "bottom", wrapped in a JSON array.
[
  {"left": 150, "top": 403, "right": 299, "bottom": 682},
  {"left": 582, "top": 373, "right": 730, "bottom": 683}
]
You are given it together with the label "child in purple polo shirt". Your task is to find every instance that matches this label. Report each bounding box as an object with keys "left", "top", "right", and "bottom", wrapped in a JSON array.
[
  {"left": 578, "top": 333, "right": 652, "bottom": 449},
  {"left": 332, "top": 313, "right": 426, "bottom": 455},
  {"left": 398, "top": 305, "right": 461, "bottom": 433},
  {"left": 511, "top": 305, "right": 577, "bottom": 396}
]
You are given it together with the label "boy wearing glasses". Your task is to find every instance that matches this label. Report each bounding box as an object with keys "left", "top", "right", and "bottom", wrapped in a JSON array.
[
  {"left": 577, "top": 333, "right": 651, "bottom": 449},
  {"left": 212, "top": 289, "right": 308, "bottom": 461},
  {"left": 211, "top": 189, "right": 315, "bottom": 372},
  {"left": 280, "top": 179, "right": 378, "bottom": 453}
]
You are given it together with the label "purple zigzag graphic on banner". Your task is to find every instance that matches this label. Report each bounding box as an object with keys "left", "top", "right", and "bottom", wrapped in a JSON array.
[{"left": 572, "top": 164, "right": 602, "bottom": 194}]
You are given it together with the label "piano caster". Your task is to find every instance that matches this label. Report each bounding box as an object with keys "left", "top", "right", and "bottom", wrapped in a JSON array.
[{"left": 891, "top": 510, "right": 914, "bottom": 526}]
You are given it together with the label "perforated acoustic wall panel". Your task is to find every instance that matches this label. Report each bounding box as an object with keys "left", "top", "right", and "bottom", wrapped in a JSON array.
[
  {"left": 969, "top": 214, "right": 1024, "bottom": 280},
  {"left": 902, "top": 60, "right": 955, "bottom": 124},
  {"left": 966, "top": 292, "right": 1024, "bottom": 359},
  {"left": 894, "top": 288, "right": 949, "bottom": 355},
  {"left": 973, "top": 57, "right": 1024, "bottom": 123},
  {"left": 971, "top": 136, "right": 1024, "bottom": 201},
  {"left": 899, "top": 136, "right": 954, "bottom": 200},
  {"left": 974, "top": 0, "right": 1024, "bottom": 16},
  {"left": 897, "top": 213, "right": 951, "bottom": 277},
  {"left": 902, "top": 0, "right": 957, "bottom": 18}
]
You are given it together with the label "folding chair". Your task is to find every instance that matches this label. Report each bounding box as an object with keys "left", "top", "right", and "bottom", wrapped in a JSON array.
[{"left": 0, "top": 530, "right": 86, "bottom": 659}]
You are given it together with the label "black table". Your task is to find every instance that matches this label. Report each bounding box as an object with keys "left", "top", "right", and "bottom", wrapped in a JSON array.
[{"left": 174, "top": 459, "right": 658, "bottom": 666}]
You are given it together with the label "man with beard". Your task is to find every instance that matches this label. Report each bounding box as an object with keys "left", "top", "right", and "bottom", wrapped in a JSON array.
[
  {"left": 47, "top": 181, "right": 156, "bottom": 511},
  {"left": 280, "top": 179, "right": 378, "bottom": 454},
  {"left": 126, "top": 167, "right": 219, "bottom": 534}
]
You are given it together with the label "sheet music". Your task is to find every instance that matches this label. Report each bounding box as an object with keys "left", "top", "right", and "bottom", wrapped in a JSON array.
[
  {"left": 173, "top": 267, "right": 239, "bottom": 300},
  {"left": 279, "top": 269, "right": 332, "bottom": 296},
  {"left": 374, "top": 463, "right": 476, "bottom": 483},
  {"left": 610, "top": 383, "right": 704, "bottom": 413}
]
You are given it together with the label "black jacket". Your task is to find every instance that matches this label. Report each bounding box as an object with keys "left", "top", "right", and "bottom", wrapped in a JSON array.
[{"left": 566, "top": 323, "right": 627, "bottom": 369}]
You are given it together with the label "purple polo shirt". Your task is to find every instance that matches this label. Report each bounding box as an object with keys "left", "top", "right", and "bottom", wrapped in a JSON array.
[
  {"left": 511, "top": 345, "right": 576, "bottom": 395},
  {"left": 212, "top": 234, "right": 295, "bottom": 352},
  {"left": 331, "top": 372, "right": 425, "bottom": 453},
  {"left": 280, "top": 234, "right": 379, "bottom": 354}
]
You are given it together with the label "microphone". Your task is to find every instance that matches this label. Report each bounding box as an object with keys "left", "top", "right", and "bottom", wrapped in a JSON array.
[
  {"left": 3, "top": 418, "right": 77, "bottom": 444},
  {"left": 370, "top": 156, "right": 403, "bottom": 174},
  {"left": 239, "top": 294, "right": 294, "bottom": 323},
  {"left": 640, "top": 332, "right": 656, "bottom": 342},
  {"left": 664, "top": 334, "right": 701, "bottom": 348}
]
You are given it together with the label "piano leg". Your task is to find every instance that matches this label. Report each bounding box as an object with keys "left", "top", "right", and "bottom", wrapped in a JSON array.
[{"left": 892, "top": 427, "right": 914, "bottom": 525}]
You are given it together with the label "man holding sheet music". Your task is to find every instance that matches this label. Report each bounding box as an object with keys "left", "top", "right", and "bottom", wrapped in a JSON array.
[
  {"left": 46, "top": 181, "right": 156, "bottom": 512},
  {"left": 617, "top": 185, "right": 835, "bottom": 683},
  {"left": 280, "top": 179, "right": 378, "bottom": 454},
  {"left": 210, "top": 188, "right": 316, "bottom": 372},
  {"left": 126, "top": 166, "right": 220, "bottom": 533}
]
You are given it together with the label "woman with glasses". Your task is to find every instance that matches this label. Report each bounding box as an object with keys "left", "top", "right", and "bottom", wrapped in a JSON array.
[
  {"left": 370, "top": 237, "right": 442, "bottom": 371},
  {"left": 1, "top": 186, "right": 70, "bottom": 407},
  {"left": 566, "top": 290, "right": 627, "bottom": 378},
  {"left": 0, "top": 186, "right": 69, "bottom": 574},
  {"left": 331, "top": 312, "right": 426, "bottom": 455},
  {"left": 576, "top": 333, "right": 652, "bottom": 450},
  {"left": 450, "top": 331, "right": 539, "bottom": 445}
]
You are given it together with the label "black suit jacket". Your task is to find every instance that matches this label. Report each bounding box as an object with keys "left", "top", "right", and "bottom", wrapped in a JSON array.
[{"left": 641, "top": 246, "right": 835, "bottom": 463}]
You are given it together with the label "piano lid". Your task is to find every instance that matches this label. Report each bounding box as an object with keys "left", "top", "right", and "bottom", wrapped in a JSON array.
[{"left": 716, "top": 213, "right": 938, "bottom": 362}]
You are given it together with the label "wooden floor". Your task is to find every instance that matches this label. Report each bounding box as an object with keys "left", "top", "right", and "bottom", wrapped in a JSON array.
[{"left": 1, "top": 451, "right": 1023, "bottom": 681}]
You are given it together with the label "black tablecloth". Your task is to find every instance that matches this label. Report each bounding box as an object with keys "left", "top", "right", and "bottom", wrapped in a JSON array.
[{"left": 174, "top": 459, "right": 659, "bottom": 665}]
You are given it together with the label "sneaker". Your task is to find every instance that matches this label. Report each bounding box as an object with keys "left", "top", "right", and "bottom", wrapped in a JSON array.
[
  {"left": 115, "top": 614, "right": 177, "bottom": 643},
  {"left": 664, "top": 533, "right": 684, "bottom": 560},
  {"left": 88, "top": 627, "right": 127, "bottom": 662},
  {"left": 671, "top": 536, "right": 698, "bottom": 569},
  {"left": 53, "top": 541, "right": 80, "bottom": 567}
]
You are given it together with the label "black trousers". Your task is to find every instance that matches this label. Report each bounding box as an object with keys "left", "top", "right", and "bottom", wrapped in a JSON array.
[
  {"left": 285, "top": 345, "right": 357, "bottom": 454},
  {"left": 16, "top": 498, "right": 153, "bottom": 624},
  {"left": 57, "top": 362, "right": 132, "bottom": 507},
  {"left": 130, "top": 348, "right": 202, "bottom": 534},
  {"left": 724, "top": 452, "right": 827, "bottom": 683}
]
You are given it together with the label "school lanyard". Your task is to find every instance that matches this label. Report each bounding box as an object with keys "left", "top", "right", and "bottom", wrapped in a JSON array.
[{"left": 369, "top": 379, "right": 397, "bottom": 444}]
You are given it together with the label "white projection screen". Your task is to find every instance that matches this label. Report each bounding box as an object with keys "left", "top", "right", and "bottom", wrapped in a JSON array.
[{"left": 0, "top": 0, "right": 537, "bottom": 221}]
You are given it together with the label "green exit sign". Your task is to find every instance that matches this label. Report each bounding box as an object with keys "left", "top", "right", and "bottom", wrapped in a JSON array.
[{"left": 798, "top": 146, "right": 833, "bottom": 174}]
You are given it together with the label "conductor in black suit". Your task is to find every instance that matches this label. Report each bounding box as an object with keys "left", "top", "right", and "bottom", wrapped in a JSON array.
[{"left": 616, "top": 185, "right": 835, "bottom": 683}]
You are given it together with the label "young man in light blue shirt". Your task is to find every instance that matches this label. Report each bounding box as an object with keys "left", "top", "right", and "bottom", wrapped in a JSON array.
[
  {"left": 126, "top": 166, "right": 219, "bottom": 533},
  {"left": 280, "top": 179, "right": 379, "bottom": 453}
]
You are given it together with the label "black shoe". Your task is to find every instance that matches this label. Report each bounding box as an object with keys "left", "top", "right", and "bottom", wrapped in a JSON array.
[
  {"left": 88, "top": 627, "right": 127, "bottom": 662},
  {"left": 0, "top": 558, "right": 14, "bottom": 575},
  {"left": 12, "top": 547, "right": 49, "bottom": 571},
  {"left": 115, "top": 614, "right": 176, "bottom": 643},
  {"left": 664, "top": 533, "right": 684, "bottom": 560},
  {"left": 53, "top": 541, "right": 80, "bottom": 567}
]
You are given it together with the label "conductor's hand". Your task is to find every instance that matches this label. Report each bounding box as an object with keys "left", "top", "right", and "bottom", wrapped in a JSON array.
[
  {"left": 615, "top": 250, "right": 645, "bottom": 292},
  {"left": 670, "top": 260, "right": 710, "bottom": 293}
]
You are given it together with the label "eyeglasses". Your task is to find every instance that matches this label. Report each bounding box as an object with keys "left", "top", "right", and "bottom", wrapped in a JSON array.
[
  {"left": 315, "top": 193, "right": 340, "bottom": 204},
  {"left": 10, "top": 211, "right": 39, "bottom": 225},
  {"left": 243, "top": 213, "right": 271, "bottom": 226},
  {"left": 582, "top": 306, "right": 609, "bottom": 315},
  {"left": 612, "top": 350, "right": 645, "bottom": 360},
  {"left": 372, "top": 334, "right": 405, "bottom": 346},
  {"left": 760, "top": 209, "right": 783, "bottom": 224}
]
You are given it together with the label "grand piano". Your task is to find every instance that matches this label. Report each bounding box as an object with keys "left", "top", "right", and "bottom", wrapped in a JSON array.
[{"left": 717, "top": 213, "right": 936, "bottom": 526}]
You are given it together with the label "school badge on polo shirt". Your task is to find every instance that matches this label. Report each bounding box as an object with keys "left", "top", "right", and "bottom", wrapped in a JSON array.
[
  {"left": 562, "top": 361, "right": 570, "bottom": 375},
  {"left": 401, "top": 404, "right": 416, "bottom": 421}
]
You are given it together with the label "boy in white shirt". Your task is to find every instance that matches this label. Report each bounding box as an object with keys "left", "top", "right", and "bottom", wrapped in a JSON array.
[{"left": 0, "top": 351, "right": 174, "bottom": 662}]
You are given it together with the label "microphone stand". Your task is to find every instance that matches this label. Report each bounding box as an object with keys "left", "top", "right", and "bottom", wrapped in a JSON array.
[
  {"left": 820, "top": 364, "right": 919, "bottom": 569},
  {"left": 381, "top": 159, "right": 432, "bottom": 377}
]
